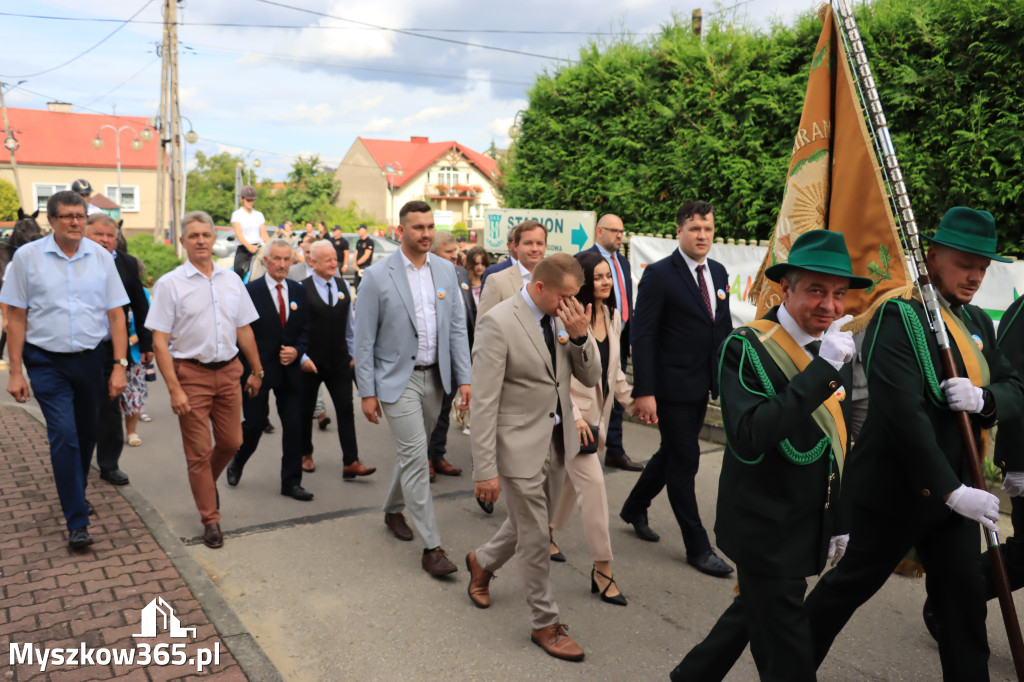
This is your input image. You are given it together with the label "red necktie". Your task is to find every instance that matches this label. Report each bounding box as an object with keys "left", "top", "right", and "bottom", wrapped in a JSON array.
[
  {"left": 696, "top": 264, "right": 713, "bottom": 318},
  {"left": 611, "top": 255, "right": 629, "bottom": 323},
  {"left": 276, "top": 283, "right": 287, "bottom": 328}
]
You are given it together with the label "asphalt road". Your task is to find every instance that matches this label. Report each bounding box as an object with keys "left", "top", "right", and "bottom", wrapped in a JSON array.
[{"left": 1, "top": 365, "right": 1021, "bottom": 681}]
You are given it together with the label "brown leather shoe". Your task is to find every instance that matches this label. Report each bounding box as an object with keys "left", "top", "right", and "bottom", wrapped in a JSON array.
[
  {"left": 605, "top": 453, "right": 643, "bottom": 471},
  {"left": 384, "top": 512, "right": 414, "bottom": 541},
  {"left": 531, "top": 623, "right": 584, "bottom": 661},
  {"left": 434, "top": 458, "right": 463, "bottom": 476},
  {"left": 428, "top": 459, "right": 436, "bottom": 482},
  {"left": 466, "top": 551, "right": 492, "bottom": 608},
  {"left": 302, "top": 455, "right": 316, "bottom": 473},
  {"left": 422, "top": 547, "right": 458, "bottom": 576},
  {"left": 342, "top": 460, "right": 376, "bottom": 479},
  {"left": 202, "top": 522, "right": 223, "bottom": 549}
]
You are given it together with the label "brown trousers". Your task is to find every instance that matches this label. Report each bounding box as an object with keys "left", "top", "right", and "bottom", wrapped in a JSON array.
[{"left": 173, "top": 358, "right": 244, "bottom": 525}]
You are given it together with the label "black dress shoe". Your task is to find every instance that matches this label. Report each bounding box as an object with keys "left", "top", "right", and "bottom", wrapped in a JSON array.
[
  {"left": 923, "top": 597, "right": 940, "bottom": 642},
  {"left": 69, "top": 527, "right": 93, "bottom": 550},
  {"left": 86, "top": 500, "right": 95, "bottom": 516},
  {"left": 226, "top": 463, "right": 241, "bottom": 487},
  {"left": 687, "top": 550, "right": 734, "bottom": 577},
  {"left": 605, "top": 453, "right": 644, "bottom": 472},
  {"left": 620, "top": 511, "right": 660, "bottom": 542},
  {"left": 477, "top": 498, "right": 494, "bottom": 514},
  {"left": 281, "top": 485, "right": 314, "bottom": 501},
  {"left": 263, "top": 423, "right": 275, "bottom": 434},
  {"left": 100, "top": 468, "right": 130, "bottom": 486},
  {"left": 318, "top": 415, "right": 331, "bottom": 431}
]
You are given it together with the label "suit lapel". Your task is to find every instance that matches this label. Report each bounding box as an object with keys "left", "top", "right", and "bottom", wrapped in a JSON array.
[
  {"left": 672, "top": 251, "right": 708, "bottom": 320},
  {"left": 428, "top": 254, "right": 447, "bottom": 335},
  {"left": 513, "top": 294, "right": 554, "bottom": 378},
  {"left": 387, "top": 253, "right": 417, "bottom": 328}
]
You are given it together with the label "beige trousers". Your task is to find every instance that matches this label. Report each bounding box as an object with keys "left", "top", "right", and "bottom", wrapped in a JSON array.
[{"left": 550, "top": 450, "right": 613, "bottom": 562}]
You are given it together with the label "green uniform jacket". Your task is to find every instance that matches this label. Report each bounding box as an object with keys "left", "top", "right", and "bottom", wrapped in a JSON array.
[
  {"left": 846, "top": 298, "right": 1024, "bottom": 522},
  {"left": 715, "top": 307, "right": 849, "bottom": 579},
  {"left": 996, "top": 296, "right": 1024, "bottom": 472}
]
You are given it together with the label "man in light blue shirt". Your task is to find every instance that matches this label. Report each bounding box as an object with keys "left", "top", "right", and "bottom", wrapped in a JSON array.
[{"left": 1, "top": 190, "right": 129, "bottom": 550}]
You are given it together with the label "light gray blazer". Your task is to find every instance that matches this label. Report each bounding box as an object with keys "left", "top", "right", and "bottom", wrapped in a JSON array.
[{"left": 354, "top": 250, "right": 471, "bottom": 404}]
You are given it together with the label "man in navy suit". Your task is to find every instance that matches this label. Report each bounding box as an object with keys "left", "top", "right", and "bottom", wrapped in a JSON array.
[
  {"left": 619, "top": 201, "right": 735, "bottom": 577},
  {"left": 226, "top": 239, "right": 313, "bottom": 501},
  {"left": 584, "top": 214, "right": 641, "bottom": 471},
  {"left": 479, "top": 225, "right": 518, "bottom": 287}
]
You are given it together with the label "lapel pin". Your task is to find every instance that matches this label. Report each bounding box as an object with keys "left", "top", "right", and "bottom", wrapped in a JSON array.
[
  {"left": 289, "top": 301, "right": 298, "bottom": 310},
  {"left": 716, "top": 289, "right": 726, "bottom": 300},
  {"left": 972, "top": 334, "right": 983, "bottom": 350},
  {"left": 834, "top": 385, "right": 846, "bottom": 402},
  {"left": 460, "top": 282, "right": 469, "bottom": 291},
  {"left": 556, "top": 330, "right": 569, "bottom": 345},
  {"left": 436, "top": 288, "right": 446, "bottom": 300},
  {"left": 337, "top": 291, "right": 345, "bottom": 301}
]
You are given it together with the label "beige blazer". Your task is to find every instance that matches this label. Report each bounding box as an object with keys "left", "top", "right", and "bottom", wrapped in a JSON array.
[
  {"left": 471, "top": 291, "right": 601, "bottom": 481},
  {"left": 475, "top": 264, "right": 524, "bottom": 323},
  {"left": 570, "top": 304, "right": 635, "bottom": 450}
]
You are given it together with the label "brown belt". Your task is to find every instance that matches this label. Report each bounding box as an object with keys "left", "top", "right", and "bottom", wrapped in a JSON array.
[
  {"left": 178, "top": 355, "right": 238, "bottom": 371},
  {"left": 413, "top": 363, "right": 438, "bottom": 371}
]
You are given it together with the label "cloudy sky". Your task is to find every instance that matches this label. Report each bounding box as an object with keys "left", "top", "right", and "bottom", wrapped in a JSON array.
[{"left": 1, "top": 0, "right": 826, "bottom": 179}]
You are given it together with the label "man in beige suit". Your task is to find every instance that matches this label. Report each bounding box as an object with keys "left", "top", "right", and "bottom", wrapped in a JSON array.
[
  {"left": 475, "top": 220, "right": 548, "bottom": 321},
  {"left": 465, "top": 253, "right": 600, "bottom": 662}
]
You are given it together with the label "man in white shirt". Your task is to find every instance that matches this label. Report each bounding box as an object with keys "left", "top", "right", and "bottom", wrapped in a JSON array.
[
  {"left": 146, "top": 210, "right": 264, "bottom": 549},
  {"left": 231, "top": 186, "right": 269, "bottom": 278}
]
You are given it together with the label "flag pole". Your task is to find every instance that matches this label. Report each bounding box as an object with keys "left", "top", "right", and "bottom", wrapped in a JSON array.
[{"left": 831, "top": 1, "right": 1024, "bottom": 676}]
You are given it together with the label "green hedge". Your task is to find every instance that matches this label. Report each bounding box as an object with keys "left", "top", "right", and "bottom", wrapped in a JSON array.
[{"left": 126, "top": 233, "right": 182, "bottom": 286}]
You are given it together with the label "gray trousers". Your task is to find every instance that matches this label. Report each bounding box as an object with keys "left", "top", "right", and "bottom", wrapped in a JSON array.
[
  {"left": 476, "top": 431, "right": 565, "bottom": 630},
  {"left": 380, "top": 367, "right": 444, "bottom": 549}
]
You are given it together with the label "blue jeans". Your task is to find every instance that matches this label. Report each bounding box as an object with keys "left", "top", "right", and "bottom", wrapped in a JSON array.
[{"left": 23, "top": 343, "right": 104, "bottom": 531}]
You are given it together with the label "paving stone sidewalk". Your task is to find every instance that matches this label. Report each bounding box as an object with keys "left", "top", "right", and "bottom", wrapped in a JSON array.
[{"left": 0, "top": 405, "right": 247, "bottom": 681}]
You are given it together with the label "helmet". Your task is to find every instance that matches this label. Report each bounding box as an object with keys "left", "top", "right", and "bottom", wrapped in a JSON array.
[
  {"left": 71, "top": 179, "right": 93, "bottom": 196},
  {"left": 240, "top": 186, "right": 257, "bottom": 199}
]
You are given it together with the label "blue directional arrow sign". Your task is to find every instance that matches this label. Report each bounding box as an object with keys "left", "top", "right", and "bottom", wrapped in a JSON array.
[{"left": 571, "top": 222, "right": 589, "bottom": 252}]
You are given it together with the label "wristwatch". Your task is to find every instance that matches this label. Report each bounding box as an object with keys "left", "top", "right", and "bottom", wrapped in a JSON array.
[
  {"left": 252, "top": 369, "right": 265, "bottom": 378},
  {"left": 115, "top": 358, "right": 128, "bottom": 367}
]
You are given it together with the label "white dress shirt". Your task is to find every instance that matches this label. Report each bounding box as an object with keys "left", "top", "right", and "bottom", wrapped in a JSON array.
[
  {"left": 145, "top": 260, "right": 259, "bottom": 363},
  {"left": 265, "top": 273, "right": 290, "bottom": 322},
  {"left": 521, "top": 285, "right": 561, "bottom": 426},
  {"left": 401, "top": 250, "right": 438, "bottom": 366},
  {"left": 777, "top": 302, "right": 821, "bottom": 360},
  {"left": 679, "top": 247, "right": 716, "bottom": 321}
]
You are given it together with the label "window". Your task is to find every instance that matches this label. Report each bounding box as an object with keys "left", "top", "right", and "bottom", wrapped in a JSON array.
[
  {"left": 437, "top": 166, "right": 459, "bottom": 186},
  {"left": 105, "top": 185, "right": 139, "bottom": 212},
  {"left": 34, "top": 183, "right": 70, "bottom": 212}
]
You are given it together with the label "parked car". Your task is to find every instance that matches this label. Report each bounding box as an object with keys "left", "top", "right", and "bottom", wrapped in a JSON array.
[
  {"left": 213, "top": 226, "right": 237, "bottom": 261},
  {"left": 336, "top": 233, "right": 400, "bottom": 282}
]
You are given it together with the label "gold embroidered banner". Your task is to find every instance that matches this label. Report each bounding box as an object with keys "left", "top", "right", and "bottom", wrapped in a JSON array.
[{"left": 750, "top": 4, "right": 912, "bottom": 330}]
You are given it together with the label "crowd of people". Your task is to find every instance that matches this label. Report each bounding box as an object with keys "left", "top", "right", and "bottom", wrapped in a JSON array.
[{"left": 4, "top": 185, "right": 1024, "bottom": 678}]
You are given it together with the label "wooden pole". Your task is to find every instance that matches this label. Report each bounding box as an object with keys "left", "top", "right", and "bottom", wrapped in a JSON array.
[{"left": 0, "top": 82, "right": 25, "bottom": 208}]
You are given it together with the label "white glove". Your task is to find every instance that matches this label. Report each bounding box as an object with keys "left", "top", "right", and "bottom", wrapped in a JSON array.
[
  {"left": 940, "top": 377, "right": 985, "bottom": 414},
  {"left": 945, "top": 484, "right": 1001, "bottom": 531},
  {"left": 1003, "top": 472, "right": 1024, "bottom": 497},
  {"left": 828, "top": 534, "right": 849, "bottom": 567},
  {"left": 818, "top": 314, "right": 856, "bottom": 371}
]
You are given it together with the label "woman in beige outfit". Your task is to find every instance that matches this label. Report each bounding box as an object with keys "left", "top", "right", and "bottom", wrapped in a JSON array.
[{"left": 550, "top": 252, "right": 634, "bottom": 606}]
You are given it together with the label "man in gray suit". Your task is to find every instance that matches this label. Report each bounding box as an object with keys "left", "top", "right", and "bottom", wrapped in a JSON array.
[
  {"left": 466, "top": 254, "right": 600, "bottom": 661},
  {"left": 354, "top": 200, "right": 472, "bottom": 576}
]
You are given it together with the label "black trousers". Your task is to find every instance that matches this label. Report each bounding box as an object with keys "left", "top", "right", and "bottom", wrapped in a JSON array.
[
  {"left": 982, "top": 493, "right": 1024, "bottom": 599},
  {"left": 605, "top": 327, "right": 630, "bottom": 457},
  {"left": 233, "top": 245, "right": 254, "bottom": 279},
  {"left": 428, "top": 385, "right": 456, "bottom": 462},
  {"left": 804, "top": 505, "right": 990, "bottom": 681},
  {"left": 95, "top": 340, "right": 125, "bottom": 473},
  {"left": 301, "top": 365, "right": 359, "bottom": 465},
  {"left": 620, "top": 397, "right": 711, "bottom": 555},
  {"left": 233, "top": 376, "right": 304, "bottom": 489},
  {"left": 675, "top": 568, "right": 815, "bottom": 682}
]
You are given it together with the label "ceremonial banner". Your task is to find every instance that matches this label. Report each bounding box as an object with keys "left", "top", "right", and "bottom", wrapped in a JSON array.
[{"left": 750, "top": 4, "right": 913, "bottom": 330}]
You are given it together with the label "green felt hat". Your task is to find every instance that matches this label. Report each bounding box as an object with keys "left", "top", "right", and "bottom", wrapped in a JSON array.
[
  {"left": 765, "top": 230, "right": 873, "bottom": 289},
  {"left": 922, "top": 206, "right": 1011, "bottom": 263}
]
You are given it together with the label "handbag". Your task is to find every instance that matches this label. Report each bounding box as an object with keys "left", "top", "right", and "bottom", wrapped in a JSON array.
[{"left": 578, "top": 424, "right": 600, "bottom": 454}]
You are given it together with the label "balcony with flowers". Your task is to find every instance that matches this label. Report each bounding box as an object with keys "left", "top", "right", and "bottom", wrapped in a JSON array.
[{"left": 425, "top": 183, "right": 484, "bottom": 200}]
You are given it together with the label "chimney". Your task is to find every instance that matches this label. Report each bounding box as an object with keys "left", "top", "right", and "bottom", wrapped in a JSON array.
[
  {"left": 47, "top": 101, "right": 72, "bottom": 113},
  {"left": 410, "top": 136, "right": 429, "bottom": 144}
]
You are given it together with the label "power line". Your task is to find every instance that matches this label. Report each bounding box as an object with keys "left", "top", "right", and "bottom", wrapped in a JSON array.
[
  {"left": 250, "top": 0, "right": 572, "bottom": 62},
  {"left": 0, "top": 10, "right": 651, "bottom": 36},
  {"left": 0, "top": 0, "right": 157, "bottom": 79},
  {"left": 81, "top": 57, "right": 160, "bottom": 109}
]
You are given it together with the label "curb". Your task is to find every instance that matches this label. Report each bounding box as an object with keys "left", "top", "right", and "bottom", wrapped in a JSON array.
[{"left": 17, "top": 404, "right": 284, "bottom": 682}]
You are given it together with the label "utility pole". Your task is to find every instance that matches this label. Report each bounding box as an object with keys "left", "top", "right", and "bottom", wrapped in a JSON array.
[
  {"left": 154, "top": 1, "right": 171, "bottom": 241},
  {"left": 168, "top": 0, "right": 183, "bottom": 257},
  {"left": 0, "top": 81, "right": 25, "bottom": 208},
  {"left": 692, "top": 9, "right": 703, "bottom": 37}
]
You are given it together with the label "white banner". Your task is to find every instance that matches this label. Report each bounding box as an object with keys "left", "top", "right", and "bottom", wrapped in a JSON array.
[{"left": 628, "top": 235, "right": 1024, "bottom": 325}]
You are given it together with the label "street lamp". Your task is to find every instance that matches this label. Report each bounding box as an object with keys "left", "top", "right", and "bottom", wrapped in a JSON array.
[
  {"left": 92, "top": 124, "right": 152, "bottom": 208},
  {"left": 382, "top": 162, "right": 403, "bottom": 227}
]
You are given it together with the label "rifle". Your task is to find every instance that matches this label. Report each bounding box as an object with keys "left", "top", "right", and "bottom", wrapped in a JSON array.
[{"left": 832, "top": 1, "right": 1024, "bottom": 677}]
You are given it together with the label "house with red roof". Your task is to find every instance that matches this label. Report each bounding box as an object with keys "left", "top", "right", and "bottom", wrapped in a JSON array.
[
  {"left": 0, "top": 103, "right": 158, "bottom": 233},
  {"left": 335, "top": 136, "right": 500, "bottom": 229}
]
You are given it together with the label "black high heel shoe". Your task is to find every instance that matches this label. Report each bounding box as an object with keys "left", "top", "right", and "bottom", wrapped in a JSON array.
[
  {"left": 550, "top": 535, "right": 566, "bottom": 562},
  {"left": 591, "top": 566, "right": 627, "bottom": 606}
]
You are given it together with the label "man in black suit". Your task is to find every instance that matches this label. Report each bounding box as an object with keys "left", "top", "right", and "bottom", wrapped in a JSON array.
[
  {"left": 427, "top": 231, "right": 476, "bottom": 479},
  {"left": 86, "top": 213, "right": 151, "bottom": 486},
  {"left": 226, "top": 239, "right": 313, "bottom": 501},
  {"left": 298, "top": 239, "right": 374, "bottom": 479},
  {"left": 583, "top": 214, "right": 641, "bottom": 471},
  {"left": 619, "top": 200, "right": 735, "bottom": 577}
]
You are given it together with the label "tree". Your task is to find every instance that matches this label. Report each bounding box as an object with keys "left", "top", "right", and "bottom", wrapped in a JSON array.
[
  {"left": 0, "top": 179, "right": 19, "bottom": 221},
  {"left": 126, "top": 233, "right": 182, "bottom": 285},
  {"left": 185, "top": 151, "right": 267, "bottom": 225},
  {"left": 276, "top": 154, "right": 339, "bottom": 223}
]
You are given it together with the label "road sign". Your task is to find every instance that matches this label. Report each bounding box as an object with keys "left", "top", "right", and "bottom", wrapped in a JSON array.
[
  {"left": 484, "top": 209, "right": 595, "bottom": 254},
  {"left": 433, "top": 210, "right": 454, "bottom": 231}
]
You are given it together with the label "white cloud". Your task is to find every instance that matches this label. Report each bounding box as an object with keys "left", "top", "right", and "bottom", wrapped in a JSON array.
[
  {"left": 399, "top": 100, "right": 472, "bottom": 126},
  {"left": 282, "top": 103, "right": 336, "bottom": 125},
  {"left": 363, "top": 117, "right": 396, "bottom": 132}
]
